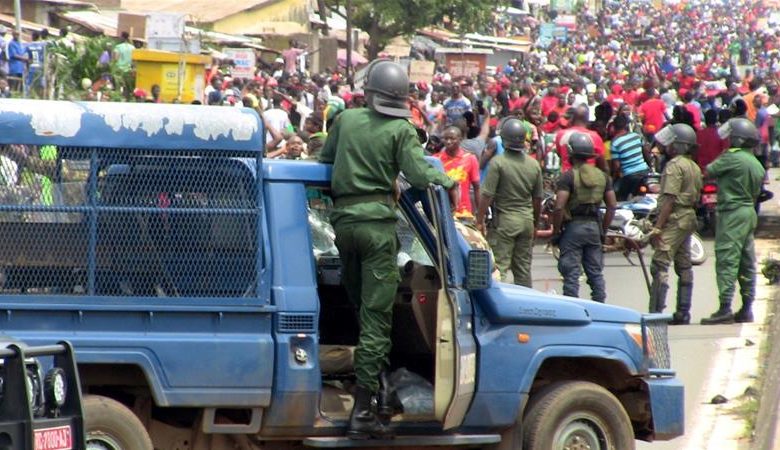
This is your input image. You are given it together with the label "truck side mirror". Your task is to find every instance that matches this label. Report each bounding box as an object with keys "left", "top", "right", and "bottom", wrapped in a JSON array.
[{"left": 465, "top": 250, "right": 492, "bottom": 290}]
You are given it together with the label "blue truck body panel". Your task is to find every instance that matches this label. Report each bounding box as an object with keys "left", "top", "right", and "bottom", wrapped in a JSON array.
[{"left": 0, "top": 101, "right": 684, "bottom": 443}]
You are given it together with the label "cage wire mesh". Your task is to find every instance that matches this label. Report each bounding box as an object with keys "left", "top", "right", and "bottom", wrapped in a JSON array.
[{"left": 0, "top": 145, "right": 261, "bottom": 298}]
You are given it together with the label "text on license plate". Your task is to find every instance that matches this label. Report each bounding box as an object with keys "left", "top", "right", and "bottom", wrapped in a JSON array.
[
  {"left": 34, "top": 425, "right": 72, "bottom": 450},
  {"left": 702, "top": 193, "right": 717, "bottom": 205}
]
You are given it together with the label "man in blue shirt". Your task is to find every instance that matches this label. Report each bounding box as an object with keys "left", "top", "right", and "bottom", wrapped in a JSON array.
[
  {"left": 7, "top": 30, "right": 27, "bottom": 92},
  {"left": 611, "top": 114, "right": 650, "bottom": 200},
  {"left": 443, "top": 84, "right": 472, "bottom": 126},
  {"left": 26, "top": 30, "right": 46, "bottom": 96}
]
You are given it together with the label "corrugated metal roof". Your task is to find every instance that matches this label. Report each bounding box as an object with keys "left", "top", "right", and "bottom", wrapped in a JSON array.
[
  {"left": 116, "top": 0, "right": 275, "bottom": 24},
  {"left": 34, "top": 0, "right": 92, "bottom": 6},
  {"left": 0, "top": 13, "right": 59, "bottom": 34},
  {"left": 60, "top": 10, "right": 265, "bottom": 46}
]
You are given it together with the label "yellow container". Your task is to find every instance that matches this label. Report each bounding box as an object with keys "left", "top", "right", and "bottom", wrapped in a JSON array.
[{"left": 132, "top": 49, "right": 211, "bottom": 103}]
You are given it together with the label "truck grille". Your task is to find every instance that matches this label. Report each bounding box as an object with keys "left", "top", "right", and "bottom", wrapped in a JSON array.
[
  {"left": 278, "top": 313, "right": 316, "bottom": 333},
  {"left": 644, "top": 318, "right": 671, "bottom": 370}
]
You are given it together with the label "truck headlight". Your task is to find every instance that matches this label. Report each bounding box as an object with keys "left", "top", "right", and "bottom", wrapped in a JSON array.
[
  {"left": 44, "top": 368, "right": 67, "bottom": 407},
  {"left": 26, "top": 368, "right": 40, "bottom": 408}
]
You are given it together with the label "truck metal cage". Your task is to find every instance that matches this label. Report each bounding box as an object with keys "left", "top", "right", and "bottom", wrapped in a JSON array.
[{"left": 0, "top": 100, "right": 264, "bottom": 299}]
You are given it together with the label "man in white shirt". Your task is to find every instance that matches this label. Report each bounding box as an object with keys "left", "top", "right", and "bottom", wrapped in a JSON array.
[{"left": 265, "top": 95, "right": 292, "bottom": 144}]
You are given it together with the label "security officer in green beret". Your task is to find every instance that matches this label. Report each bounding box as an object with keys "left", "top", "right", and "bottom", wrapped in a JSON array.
[
  {"left": 319, "top": 59, "right": 455, "bottom": 438},
  {"left": 647, "top": 124, "right": 703, "bottom": 325},
  {"left": 476, "top": 118, "right": 543, "bottom": 287},
  {"left": 701, "top": 118, "right": 766, "bottom": 325},
  {"left": 552, "top": 132, "right": 616, "bottom": 302}
]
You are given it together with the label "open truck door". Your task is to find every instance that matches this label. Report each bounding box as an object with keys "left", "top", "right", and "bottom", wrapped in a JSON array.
[{"left": 424, "top": 187, "right": 478, "bottom": 430}]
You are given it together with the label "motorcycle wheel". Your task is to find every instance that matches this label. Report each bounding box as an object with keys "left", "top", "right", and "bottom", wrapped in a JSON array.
[{"left": 690, "top": 233, "right": 707, "bottom": 266}]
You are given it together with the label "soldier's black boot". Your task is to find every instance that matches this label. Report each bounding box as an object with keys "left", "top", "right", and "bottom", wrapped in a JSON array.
[
  {"left": 735, "top": 301, "right": 754, "bottom": 323},
  {"left": 347, "top": 386, "right": 389, "bottom": 439},
  {"left": 670, "top": 311, "right": 690, "bottom": 325},
  {"left": 670, "top": 282, "right": 692, "bottom": 325},
  {"left": 376, "top": 370, "right": 401, "bottom": 422},
  {"left": 700, "top": 304, "right": 735, "bottom": 325}
]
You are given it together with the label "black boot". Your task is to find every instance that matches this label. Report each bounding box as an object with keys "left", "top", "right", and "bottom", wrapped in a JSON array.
[
  {"left": 700, "top": 305, "right": 735, "bottom": 325},
  {"left": 669, "top": 311, "right": 690, "bottom": 325},
  {"left": 670, "top": 282, "right": 692, "bottom": 325},
  {"left": 376, "top": 370, "right": 403, "bottom": 424},
  {"left": 347, "top": 386, "right": 392, "bottom": 440},
  {"left": 735, "top": 303, "right": 754, "bottom": 323}
]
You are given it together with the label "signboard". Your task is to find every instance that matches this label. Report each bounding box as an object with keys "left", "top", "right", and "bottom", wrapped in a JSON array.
[
  {"left": 146, "top": 13, "right": 185, "bottom": 39},
  {"left": 445, "top": 54, "right": 485, "bottom": 78},
  {"left": 222, "top": 48, "right": 257, "bottom": 80},
  {"left": 538, "top": 23, "right": 568, "bottom": 46},
  {"left": 408, "top": 60, "right": 435, "bottom": 83}
]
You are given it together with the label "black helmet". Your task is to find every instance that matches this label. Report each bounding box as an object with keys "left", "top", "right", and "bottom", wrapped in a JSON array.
[
  {"left": 718, "top": 117, "right": 759, "bottom": 149},
  {"left": 364, "top": 59, "right": 411, "bottom": 118},
  {"left": 499, "top": 118, "right": 529, "bottom": 151},
  {"left": 655, "top": 123, "right": 698, "bottom": 154},
  {"left": 567, "top": 132, "right": 595, "bottom": 158}
]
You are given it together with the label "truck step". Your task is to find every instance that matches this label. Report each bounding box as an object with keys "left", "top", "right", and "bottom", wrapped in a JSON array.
[{"left": 304, "top": 434, "right": 501, "bottom": 447}]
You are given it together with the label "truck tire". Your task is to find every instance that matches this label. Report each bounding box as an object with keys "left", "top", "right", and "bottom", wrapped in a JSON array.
[
  {"left": 84, "top": 395, "right": 153, "bottom": 450},
  {"left": 522, "top": 381, "right": 635, "bottom": 450}
]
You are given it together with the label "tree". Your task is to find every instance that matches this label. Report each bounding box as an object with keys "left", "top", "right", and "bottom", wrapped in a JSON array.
[{"left": 327, "top": 0, "right": 508, "bottom": 60}]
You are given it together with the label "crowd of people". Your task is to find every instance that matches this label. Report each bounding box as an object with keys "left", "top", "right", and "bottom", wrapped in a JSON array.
[{"left": 0, "top": 0, "right": 775, "bottom": 326}]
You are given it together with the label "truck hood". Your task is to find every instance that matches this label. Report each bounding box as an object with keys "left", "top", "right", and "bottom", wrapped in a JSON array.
[{"left": 475, "top": 283, "right": 642, "bottom": 325}]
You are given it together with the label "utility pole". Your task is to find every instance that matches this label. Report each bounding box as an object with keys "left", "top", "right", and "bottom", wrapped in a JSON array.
[
  {"left": 346, "top": 0, "right": 353, "bottom": 89},
  {"left": 14, "top": 0, "right": 22, "bottom": 34}
]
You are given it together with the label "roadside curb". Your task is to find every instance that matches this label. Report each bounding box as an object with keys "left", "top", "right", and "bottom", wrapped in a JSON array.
[
  {"left": 752, "top": 284, "right": 780, "bottom": 450},
  {"left": 748, "top": 167, "right": 780, "bottom": 450}
]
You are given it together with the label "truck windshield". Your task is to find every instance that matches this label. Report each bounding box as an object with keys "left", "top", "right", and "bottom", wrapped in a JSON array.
[{"left": 306, "top": 187, "right": 434, "bottom": 267}]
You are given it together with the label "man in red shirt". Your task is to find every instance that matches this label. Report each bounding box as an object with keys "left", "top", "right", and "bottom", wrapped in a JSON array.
[
  {"left": 541, "top": 85, "right": 559, "bottom": 118},
  {"left": 695, "top": 109, "right": 727, "bottom": 171},
  {"left": 638, "top": 88, "right": 668, "bottom": 137},
  {"left": 435, "top": 126, "right": 481, "bottom": 218},
  {"left": 554, "top": 107, "right": 608, "bottom": 172}
]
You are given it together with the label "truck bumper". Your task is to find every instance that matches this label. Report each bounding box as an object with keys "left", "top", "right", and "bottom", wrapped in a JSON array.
[{"left": 644, "top": 376, "right": 684, "bottom": 440}]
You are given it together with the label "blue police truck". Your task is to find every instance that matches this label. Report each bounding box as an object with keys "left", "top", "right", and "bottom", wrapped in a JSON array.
[{"left": 0, "top": 99, "right": 682, "bottom": 450}]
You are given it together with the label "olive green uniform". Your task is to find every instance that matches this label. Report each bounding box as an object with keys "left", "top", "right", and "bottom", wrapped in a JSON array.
[
  {"left": 482, "top": 152, "right": 543, "bottom": 287},
  {"left": 649, "top": 154, "right": 703, "bottom": 314},
  {"left": 319, "top": 108, "right": 453, "bottom": 392},
  {"left": 707, "top": 148, "right": 765, "bottom": 311}
]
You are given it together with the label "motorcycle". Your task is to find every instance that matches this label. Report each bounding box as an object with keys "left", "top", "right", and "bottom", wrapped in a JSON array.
[
  {"left": 609, "top": 195, "right": 707, "bottom": 266},
  {"left": 697, "top": 181, "right": 718, "bottom": 236}
]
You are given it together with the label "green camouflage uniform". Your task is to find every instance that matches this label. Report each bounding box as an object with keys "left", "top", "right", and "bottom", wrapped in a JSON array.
[
  {"left": 649, "top": 154, "right": 703, "bottom": 314},
  {"left": 319, "top": 108, "right": 453, "bottom": 391},
  {"left": 482, "top": 152, "right": 543, "bottom": 287},
  {"left": 707, "top": 148, "right": 765, "bottom": 311}
]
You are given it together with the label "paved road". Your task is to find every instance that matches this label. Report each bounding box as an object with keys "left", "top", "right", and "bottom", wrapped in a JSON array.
[{"left": 530, "top": 238, "right": 743, "bottom": 450}]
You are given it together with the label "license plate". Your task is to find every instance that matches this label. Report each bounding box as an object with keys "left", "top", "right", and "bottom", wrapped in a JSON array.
[
  {"left": 702, "top": 193, "right": 717, "bottom": 205},
  {"left": 34, "top": 425, "right": 72, "bottom": 450}
]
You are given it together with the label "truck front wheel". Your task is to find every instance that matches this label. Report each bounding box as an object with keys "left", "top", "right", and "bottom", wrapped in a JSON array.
[
  {"left": 522, "top": 381, "right": 635, "bottom": 450},
  {"left": 84, "top": 395, "right": 153, "bottom": 450}
]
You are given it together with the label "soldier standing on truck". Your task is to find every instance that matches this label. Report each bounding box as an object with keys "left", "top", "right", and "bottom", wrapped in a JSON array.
[
  {"left": 319, "top": 59, "right": 456, "bottom": 439},
  {"left": 476, "top": 118, "right": 543, "bottom": 288},
  {"left": 647, "top": 124, "right": 702, "bottom": 324},
  {"left": 552, "top": 132, "right": 616, "bottom": 302}
]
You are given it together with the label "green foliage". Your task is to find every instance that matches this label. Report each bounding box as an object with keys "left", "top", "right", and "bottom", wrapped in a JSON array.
[
  {"left": 327, "top": 0, "right": 507, "bottom": 58},
  {"left": 47, "top": 36, "right": 134, "bottom": 101}
]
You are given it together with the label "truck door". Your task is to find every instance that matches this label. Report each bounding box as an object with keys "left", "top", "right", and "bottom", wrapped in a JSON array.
[{"left": 403, "top": 186, "right": 476, "bottom": 429}]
